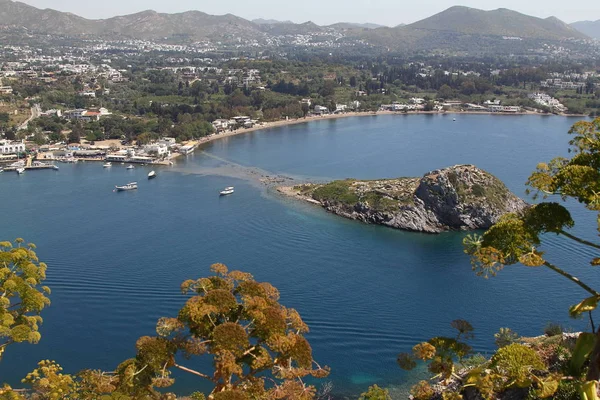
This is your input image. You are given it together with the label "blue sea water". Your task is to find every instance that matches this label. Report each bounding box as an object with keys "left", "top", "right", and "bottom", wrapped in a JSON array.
[{"left": 0, "top": 114, "right": 598, "bottom": 397}]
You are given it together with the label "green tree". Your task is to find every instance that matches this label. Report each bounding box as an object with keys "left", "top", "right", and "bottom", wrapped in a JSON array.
[
  {"left": 437, "top": 84, "right": 453, "bottom": 100},
  {"left": 461, "top": 117, "right": 600, "bottom": 399},
  {"left": 0, "top": 239, "right": 51, "bottom": 360},
  {"left": 1, "top": 262, "right": 328, "bottom": 399}
]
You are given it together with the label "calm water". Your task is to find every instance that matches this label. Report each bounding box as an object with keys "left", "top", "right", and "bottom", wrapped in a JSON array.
[{"left": 1, "top": 114, "right": 598, "bottom": 397}]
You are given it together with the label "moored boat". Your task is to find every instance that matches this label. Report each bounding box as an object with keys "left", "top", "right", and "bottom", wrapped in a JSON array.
[
  {"left": 220, "top": 186, "right": 234, "bottom": 196},
  {"left": 127, "top": 165, "right": 135, "bottom": 170},
  {"left": 16, "top": 167, "right": 25, "bottom": 174},
  {"left": 148, "top": 171, "right": 156, "bottom": 179},
  {"left": 103, "top": 162, "right": 112, "bottom": 168},
  {"left": 114, "top": 182, "right": 138, "bottom": 191}
]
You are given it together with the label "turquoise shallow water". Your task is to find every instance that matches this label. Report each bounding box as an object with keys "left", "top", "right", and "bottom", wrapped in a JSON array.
[{"left": 0, "top": 114, "right": 598, "bottom": 397}]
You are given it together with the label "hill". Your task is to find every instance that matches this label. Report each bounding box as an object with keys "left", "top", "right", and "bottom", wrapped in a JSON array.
[
  {"left": 0, "top": 0, "right": 588, "bottom": 47},
  {"left": 402, "top": 6, "right": 585, "bottom": 39},
  {"left": 358, "top": 6, "right": 587, "bottom": 52},
  {"left": 571, "top": 20, "right": 600, "bottom": 39},
  {"left": 327, "top": 22, "right": 387, "bottom": 29},
  {"left": 281, "top": 165, "right": 528, "bottom": 233}
]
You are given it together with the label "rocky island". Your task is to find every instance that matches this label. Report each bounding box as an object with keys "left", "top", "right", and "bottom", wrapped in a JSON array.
[{"left": 279, "top": 165, "right": 528, "bottom": 233}]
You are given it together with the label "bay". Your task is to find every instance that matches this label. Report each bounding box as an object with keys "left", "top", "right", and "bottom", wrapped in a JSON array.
[{"left": 0, "top": 114, "right": 597, "bottom": 397}]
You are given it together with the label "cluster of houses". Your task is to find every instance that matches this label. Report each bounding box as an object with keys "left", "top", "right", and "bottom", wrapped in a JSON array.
[
  {"left": 528, "top": 93, "right": 567, "bottom": 113},
  {"left": 380, "top": 98, "right": 523, "bottom": 113},
  {"left": 211, "top": 116, "right": 260, "bottom": 132},
  {"left": 540, "top": 79, "right": 585, "bottom": 90},
  {"left": 61, "top": 107, "right": 112, "bottom": 122},
  {"left": 40, "top": 137, "right": 187, "bottom": 164}
]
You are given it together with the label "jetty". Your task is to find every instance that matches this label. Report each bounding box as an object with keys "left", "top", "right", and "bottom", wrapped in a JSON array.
[{"left": 1, "top": 157, "right": 59, "bottom": 171}]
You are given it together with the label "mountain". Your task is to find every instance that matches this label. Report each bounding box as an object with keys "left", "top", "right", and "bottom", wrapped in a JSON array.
[
  {"left": 0, "top": 0, "right": 95, "bottom": 35},
  {"left": 258, "top": 21, "right": 325, "bottom": 36},
  {"left": 0, "top": 0, "right": 264, "bottom": 40},
  {"left": 327, "top": 22, "right": 387, "bottom": 29},
  {"left": 252, "top": 18, "right": 294, "bottom": 25},
  {"left": 99, "top": 10, "right": 262, "bottom": 41},
  {"left": 358, "top": 6, "right": 588, "bottom": 52},
  {"left": 403, "top": 6, "right": 586, "bottom": 39},
  {"left": 0, "top": 0, "right": 589, "bottom": 48},
  {"left": 571, "top": 20, "right": 600, "bottom": 39}
]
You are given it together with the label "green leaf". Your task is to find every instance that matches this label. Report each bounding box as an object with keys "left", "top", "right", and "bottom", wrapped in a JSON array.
[
  {"left": 569, "top": 333, "right": 596, "bottom": 376},
  {"left": 569, "top": 296, "right": 600, "bottom": 317}
]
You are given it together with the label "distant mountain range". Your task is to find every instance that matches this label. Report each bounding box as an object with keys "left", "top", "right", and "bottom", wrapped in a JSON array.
[
  {"left": 0, "top": 0, "right": 591, "bottom": 48},
  {"left": 570, "top": 20, "right": 600, "bottom": 39}
]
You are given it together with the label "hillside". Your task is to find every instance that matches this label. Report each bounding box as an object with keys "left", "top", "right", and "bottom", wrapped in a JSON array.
[
  {"left": 0, "top": 0, "right": 95, "bottom": 35},
  {"left": 357, "top": 6, "right": 587, "bottom": 52},
  {"left": 403, "top": 6, "right": 586, "bottom": 39},
  {"left": 0, "top": 0, "right": 588, "bottom": 46},
  {"left": 281, "top": 165, "right": 528, "bottom": 233},
  {"left": 571, "top": 20, "right": 600, "bottom": 39}
]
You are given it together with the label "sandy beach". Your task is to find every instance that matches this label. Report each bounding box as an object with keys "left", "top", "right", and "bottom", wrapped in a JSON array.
[{"left": 194, "top": 108, "right": 568, "bottom": 149}]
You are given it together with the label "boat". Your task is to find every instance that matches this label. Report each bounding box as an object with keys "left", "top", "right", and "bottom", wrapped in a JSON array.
[
  {"left": 114, "top": 182, "right": 138, "bottom": 192},
  {"left": 16, "top": 168, "right": 25, "bottom": 175},
  {"left": 127, "top": 165, "right": 135, "bottom": 170},
  {"left": 103, "top": 162, "right": 112, "bottom": 168},
  {"left": 148, "top": 171, "right": 156, "bottom": 179},
  {"left": 220, "top": 187, "right": 234, "bottom": 196}
]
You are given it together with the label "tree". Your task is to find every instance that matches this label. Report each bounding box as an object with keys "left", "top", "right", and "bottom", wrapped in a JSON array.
[
  {"left": 460, "top": 117, "right": 600, "bottom": 399},
  {"left": 0, "top": 239, "right": 51, "bottom": 360},
  {"left": 1, "top": 262, "right": 328, "bottom": 399},
  {"left": 68, "top": 123, "right": 84, "bottom": 144},
  {"left": 437, "top": 84, "right": 453, "bottom": 100}
]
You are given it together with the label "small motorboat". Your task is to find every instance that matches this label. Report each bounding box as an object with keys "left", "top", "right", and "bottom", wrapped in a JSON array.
[
  {"left": 103, "top": 162, "right": 112, "bottom": 168},
  {"left": 115, "top": 182, "right": 138, "bottom": 192},
  {"left": 220, "top": 186, "right": 234, "bottom": 196},
  {"left": 16, "top": 167, "right": 25, "bottom": 174},
  {"left": 148, "top": 171, "right": 156, "bottom": 179},
  {"left": 127, "top": 165, "right": 135, "bottom": 170}
]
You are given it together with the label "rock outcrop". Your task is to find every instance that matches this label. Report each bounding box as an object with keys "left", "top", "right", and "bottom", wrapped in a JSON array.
[{"left": 289, "top": 165, "right": 528, "bottom": 233}]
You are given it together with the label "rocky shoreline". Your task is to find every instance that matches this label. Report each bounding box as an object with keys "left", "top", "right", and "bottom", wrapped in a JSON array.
[{"left": 278, "top": 165, "right": 528, "bottom": 233}]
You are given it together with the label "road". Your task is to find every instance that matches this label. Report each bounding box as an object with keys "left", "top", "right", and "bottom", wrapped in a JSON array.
[{"left": 17, "top": 103, "right": 41, "bottom": 131}]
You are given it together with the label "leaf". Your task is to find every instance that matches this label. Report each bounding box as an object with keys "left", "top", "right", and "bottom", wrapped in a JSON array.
[
  {"left": 591, "top": 258, "right": 600, "bottom": 266},
  {"left": 569, "top": 296, "right": 600, "bottom": 317},
  {"left": 569, "top": 333, "right": 596, "bottom": 376},
  {"left": 580, "top": 381, "right": 599, "bottom": 400},
  {"left": 533, "top": 375, "right": 560, "bottom": 398}
]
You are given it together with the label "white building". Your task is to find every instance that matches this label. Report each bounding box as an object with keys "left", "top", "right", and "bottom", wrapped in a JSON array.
[
  {"left": 0, "top": 140, "right": 26, "bottom": 154},
  {"left": 143, "top": 143, "right": 170, "bottom": 156},
  {"left": 314, "top": 105, "right": 329, "bottom": 114}
]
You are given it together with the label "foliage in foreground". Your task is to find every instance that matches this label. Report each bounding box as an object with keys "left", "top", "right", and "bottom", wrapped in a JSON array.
[
  {"left": 0, "top": 260, "right": 328, "bottom": 399},
  {"left": 0, "top": 239, "right": 50, "bottom": 360},
  {"left": 400, "top": 117, "right": 600, "bottom": 398}
]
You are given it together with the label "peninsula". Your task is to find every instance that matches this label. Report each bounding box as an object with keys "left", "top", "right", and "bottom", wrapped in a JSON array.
[{"left": 279, "top": 165, "right": 528, "bottom": 233}]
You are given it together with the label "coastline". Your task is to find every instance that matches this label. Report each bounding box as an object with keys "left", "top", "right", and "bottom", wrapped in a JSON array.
[{"left": 194, "top": 109, "right": 587, "bottom": 150}]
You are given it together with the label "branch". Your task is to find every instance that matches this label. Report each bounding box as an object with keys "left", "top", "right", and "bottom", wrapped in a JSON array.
[
  {"left": 559, "top": 230, "right": 600, "bottom": 250},
  {"left": 544, "top": 261, "right": 599, "bottom": 296},
  {"left": 590, "top": 311, "right": 596, "bottom": 334},
  {"left": 174, "top": 363, "right": 213, "bottom": 381}
]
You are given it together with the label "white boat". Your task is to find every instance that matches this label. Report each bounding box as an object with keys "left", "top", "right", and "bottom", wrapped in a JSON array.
[
  {"left": 148, "top": 171, "right": 156, "bottom": 179},
  {"left": 127, "top": 165, "right": 135, "bottom": 170},
  {"left": 16, "top": 168, "right": 25, "bottom": 174},
  {"left": 115, "top": 182, "right": 138, "bottom": 191},
  {"left": 103, "top": 162, "right": 112, "bottom": 168},
  {"left": 220, "top": 187, "right": 234, "bottom": 196}
]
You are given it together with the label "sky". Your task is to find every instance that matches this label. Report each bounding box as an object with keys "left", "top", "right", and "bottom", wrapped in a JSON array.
[{"left": 14, "top": 0, "right": 600, "bottom": 26}]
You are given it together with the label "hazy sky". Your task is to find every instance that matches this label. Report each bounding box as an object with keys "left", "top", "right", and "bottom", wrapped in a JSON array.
[{"left": 15, "top": 0, "right": 600, "bottom": 25}]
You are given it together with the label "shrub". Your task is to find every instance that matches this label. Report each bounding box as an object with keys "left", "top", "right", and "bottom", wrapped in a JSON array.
[
  {"left": 491, "top": 344, "right": 545, "bottom": 387},
  {"left": 544, "top": 323, "right": 563, "bottom": 337},
  {"left": 494, "top": 328, "right": 519, "bottom": 348},
  {"left": 359, "top": 385, "right": 391, "bottom": 400}
]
